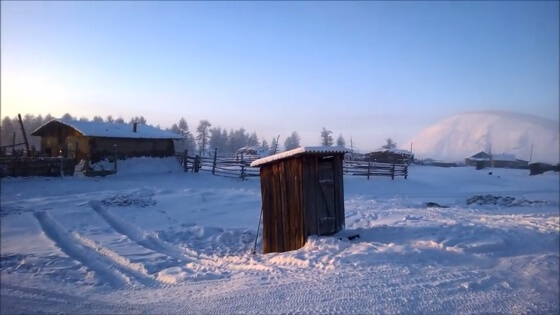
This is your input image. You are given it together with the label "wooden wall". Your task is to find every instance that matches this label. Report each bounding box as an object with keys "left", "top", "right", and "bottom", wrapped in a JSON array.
[
  {"left": 90, "top": 137, "right": 174, "bottom": 162},
  {"left": 260, "top": 153, "right": 346, "bottom": 254},
  {"left": 301, "top": 155, "right": 345, "bottom": 237},
  {"left": 35, "top": 122, "right": 175, "bottom": 162},
  {"left": 260, "top": 158, "right": 305, "bottom": 253}
]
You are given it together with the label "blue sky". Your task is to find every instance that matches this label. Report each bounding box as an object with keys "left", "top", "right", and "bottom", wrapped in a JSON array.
[{"left": 1, "top": 1, "right": 558, "bottom": 151}]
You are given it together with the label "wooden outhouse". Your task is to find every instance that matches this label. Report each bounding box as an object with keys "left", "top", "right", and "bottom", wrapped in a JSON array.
[{"left": 251, "top": 146, "right": 349, "bottom": 253}]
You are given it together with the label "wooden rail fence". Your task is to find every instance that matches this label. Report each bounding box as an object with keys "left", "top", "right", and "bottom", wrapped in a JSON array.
[
  {"left": 0, "top": 157, "right": 76, "bottom": 178},
  {"left": 179, "top": 149, "right": 408, "bottom": 180},
  {"left": 343, "top": 160, "right": 408, "bottom": 179}
]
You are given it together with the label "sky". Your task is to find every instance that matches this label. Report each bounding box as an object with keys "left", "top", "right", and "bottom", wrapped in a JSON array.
[{"left": 1, "top": 1, "right": 559, "bottom": 152}]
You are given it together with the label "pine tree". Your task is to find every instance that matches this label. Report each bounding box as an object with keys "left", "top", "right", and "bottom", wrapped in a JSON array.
[
  {"left": 336, "top": 134, "right": 346, "bottom": 147},
  {"left": 261, "top": 139, "right": 269, "bottom": 151},
  {"left": 196, "top": 120, "right": 212, "bottom": 155},
  {"left": 284, "top": 131, "right": 301, "bottom": 150},
  {"left": 320, "top": 128, "right": 333, "bottom": 146},
  {"left": 382, "top": 138, "right": 397, "bottom": 150}
]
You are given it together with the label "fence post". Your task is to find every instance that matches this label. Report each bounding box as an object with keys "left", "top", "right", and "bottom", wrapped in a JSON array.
[
  {"left": 183, "top": 150, "right": 188, "bottom": 171},
  {"left": 241, "top": 164, "right": 246, "bottom": 181},
  {"left": 367, "top": 161, "right": 371, "bottom": 180},
  {"left": 194, "top": 155, "right": 200, "bottom": 173},
  {"left": 391, "top": 163, "right": 395, "bottom": 180},
  {"left": 60, "top": 156, "right": 64, "bottom": 178},
  {"left": 11, "top": 132, "right": 16, "bottom": 155},
  {"left": 404, "top": 165, "right": 408, "bottom": 179},
  {"left": 212, "top": 148, "right": 218, "bottom": 175},
  {"left": 113, "top": 144, "right": 118, "bottom": 172}
]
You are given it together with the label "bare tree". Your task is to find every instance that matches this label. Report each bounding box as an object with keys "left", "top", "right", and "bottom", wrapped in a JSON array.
[{"left": 270, "top": 136, "right": 279, "bottom": 154}]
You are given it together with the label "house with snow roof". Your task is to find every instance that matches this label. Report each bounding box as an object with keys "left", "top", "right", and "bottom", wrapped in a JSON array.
[
  {"left": 465, "top": 151, "right": 528, "bottom": 169},
  {"left": 31, "top": 119, "right": 186, "bottom": 163}
]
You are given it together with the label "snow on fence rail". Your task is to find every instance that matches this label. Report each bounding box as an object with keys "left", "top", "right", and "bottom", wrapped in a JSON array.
[{"left": 178, "top": 150, "right": 408, "bottom": 180}]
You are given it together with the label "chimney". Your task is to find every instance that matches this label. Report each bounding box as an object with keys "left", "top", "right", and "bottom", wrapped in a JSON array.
[{"left": 133, "top": 122, "right": 137, "bottom": 133}]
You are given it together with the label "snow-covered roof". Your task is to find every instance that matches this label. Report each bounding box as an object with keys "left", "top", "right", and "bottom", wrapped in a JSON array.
[
  {"left": 32, "top": 119, "right": 185, "bottom": 139},
  {"left": 492, "top": 153, "right": 516, "bottom": 162},
  {"left": 250, "top": 146, "right": 350, "bottom": 167},
  {"left": 469, "top": 154, "right": 517, "bottom": 162},
  {"left": 469, "top": 157, "right": 490, "bottom": 162},
  {"left": 372, "top": 148, "right": 413, "bottom": 155}
]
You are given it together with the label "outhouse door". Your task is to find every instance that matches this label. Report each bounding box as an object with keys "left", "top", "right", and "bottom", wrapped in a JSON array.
[{"left": 317, "top": 158, "right": 336, "bottom": 235}]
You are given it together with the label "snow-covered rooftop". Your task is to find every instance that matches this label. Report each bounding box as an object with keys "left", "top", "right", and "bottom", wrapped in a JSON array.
[
  {"left": 32, "top": 119, "right": 185, "bottom": 139},
  {"left": 469, "top": 154, "right": 518, "bottom": 162},
  {"left": 492, "top": 153, "right": 517, "bottom": 162},
  {"left": 372, "top": 148, "right": 413, "bottom": 155},
  {"left": 250, "top": 146, "right": 350, "bottom": 167}
]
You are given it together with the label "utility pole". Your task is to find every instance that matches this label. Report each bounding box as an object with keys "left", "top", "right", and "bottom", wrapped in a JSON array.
[
  {"left": 489, "top": 143, "right": 494, "bottom": 168},
  {"left": 529, "top": 143, "right": 534, "bottom": 164},
  {"left": 17, "top": 114, "right": 30, "bottom": 156}
]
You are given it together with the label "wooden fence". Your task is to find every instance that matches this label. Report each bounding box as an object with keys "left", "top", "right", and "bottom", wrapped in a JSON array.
[
  {"left": 343, "top": 160, "right": 408, "bottom": 179},
  {"left": 180, "top": 149, "right": 260, "bottom": 180},
  {"left": 179, "top": 149, "right": 408, "bottom": 180},
  {"left": 0, "top": 157, "right": 76, "bottom": 178}
]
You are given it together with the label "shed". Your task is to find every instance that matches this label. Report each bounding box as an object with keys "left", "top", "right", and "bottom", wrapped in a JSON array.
[
  {"left": 31, "top": 119, "right": 185, "bottom": 162},
  {"left": 251, "top": 146, "right": 350, "bottom": 253}
]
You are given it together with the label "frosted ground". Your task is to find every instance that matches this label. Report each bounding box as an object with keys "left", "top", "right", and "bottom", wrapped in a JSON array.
[{"left": 1, "top": 157, "right": 558, "bottom": 314}]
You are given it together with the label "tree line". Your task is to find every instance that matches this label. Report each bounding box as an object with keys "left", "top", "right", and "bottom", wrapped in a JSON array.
[
  {"left": 1, "top": 113, "right": 395, "bottom": 156},
  {"left": 0, "top": 113, "right": 272, "bottom": 156},
  {"left": 0, "top": 113, "right": 151, "bottom": 153}
]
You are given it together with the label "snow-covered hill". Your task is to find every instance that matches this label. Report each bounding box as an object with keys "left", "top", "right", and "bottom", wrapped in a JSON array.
[{"left": 405, "top": 111, "right": 560, "bottom": 163}]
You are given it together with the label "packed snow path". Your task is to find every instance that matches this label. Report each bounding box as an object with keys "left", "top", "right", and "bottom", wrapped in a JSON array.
[{"left": 1, "top": 158, "right": 558, "bottom": 313}]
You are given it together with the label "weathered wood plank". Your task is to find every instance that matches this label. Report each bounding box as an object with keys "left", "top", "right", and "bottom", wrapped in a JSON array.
[{"left": 333, "top": 155, "right": 345, "bottom": 231}]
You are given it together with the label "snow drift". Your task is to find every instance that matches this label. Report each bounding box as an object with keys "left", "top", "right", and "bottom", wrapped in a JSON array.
[{"left": 405, "top": 111, "right": 560, "bottom": 163}]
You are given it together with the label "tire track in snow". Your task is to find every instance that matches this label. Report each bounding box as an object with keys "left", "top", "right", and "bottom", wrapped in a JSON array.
[
  {"left": 90, "top": 201, "right": 197, "bottom": 264},
  {"left": 33, "top": 211, "right": 130, "bottom": 289},
  {"left": 71, "top": 232, "right": 161, "bottom": 288}
]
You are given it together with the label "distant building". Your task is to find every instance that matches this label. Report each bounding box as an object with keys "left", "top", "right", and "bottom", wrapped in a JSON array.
[
  {"left": 465, "top": 151, "right": 528, "bottom": 169},
  {"left": 31, "top": 119, "right": 185, "bottom": 163},
  {"left": 366, "top": 149, "right": 414, "bottom": 165},
  {"left": 235, "top": 146, "right": 270, "bottom": 158}
]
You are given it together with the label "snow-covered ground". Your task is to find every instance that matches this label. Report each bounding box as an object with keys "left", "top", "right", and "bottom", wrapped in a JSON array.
[{"left": 1, "top": 157, "right": 559, "bottom": 314}]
